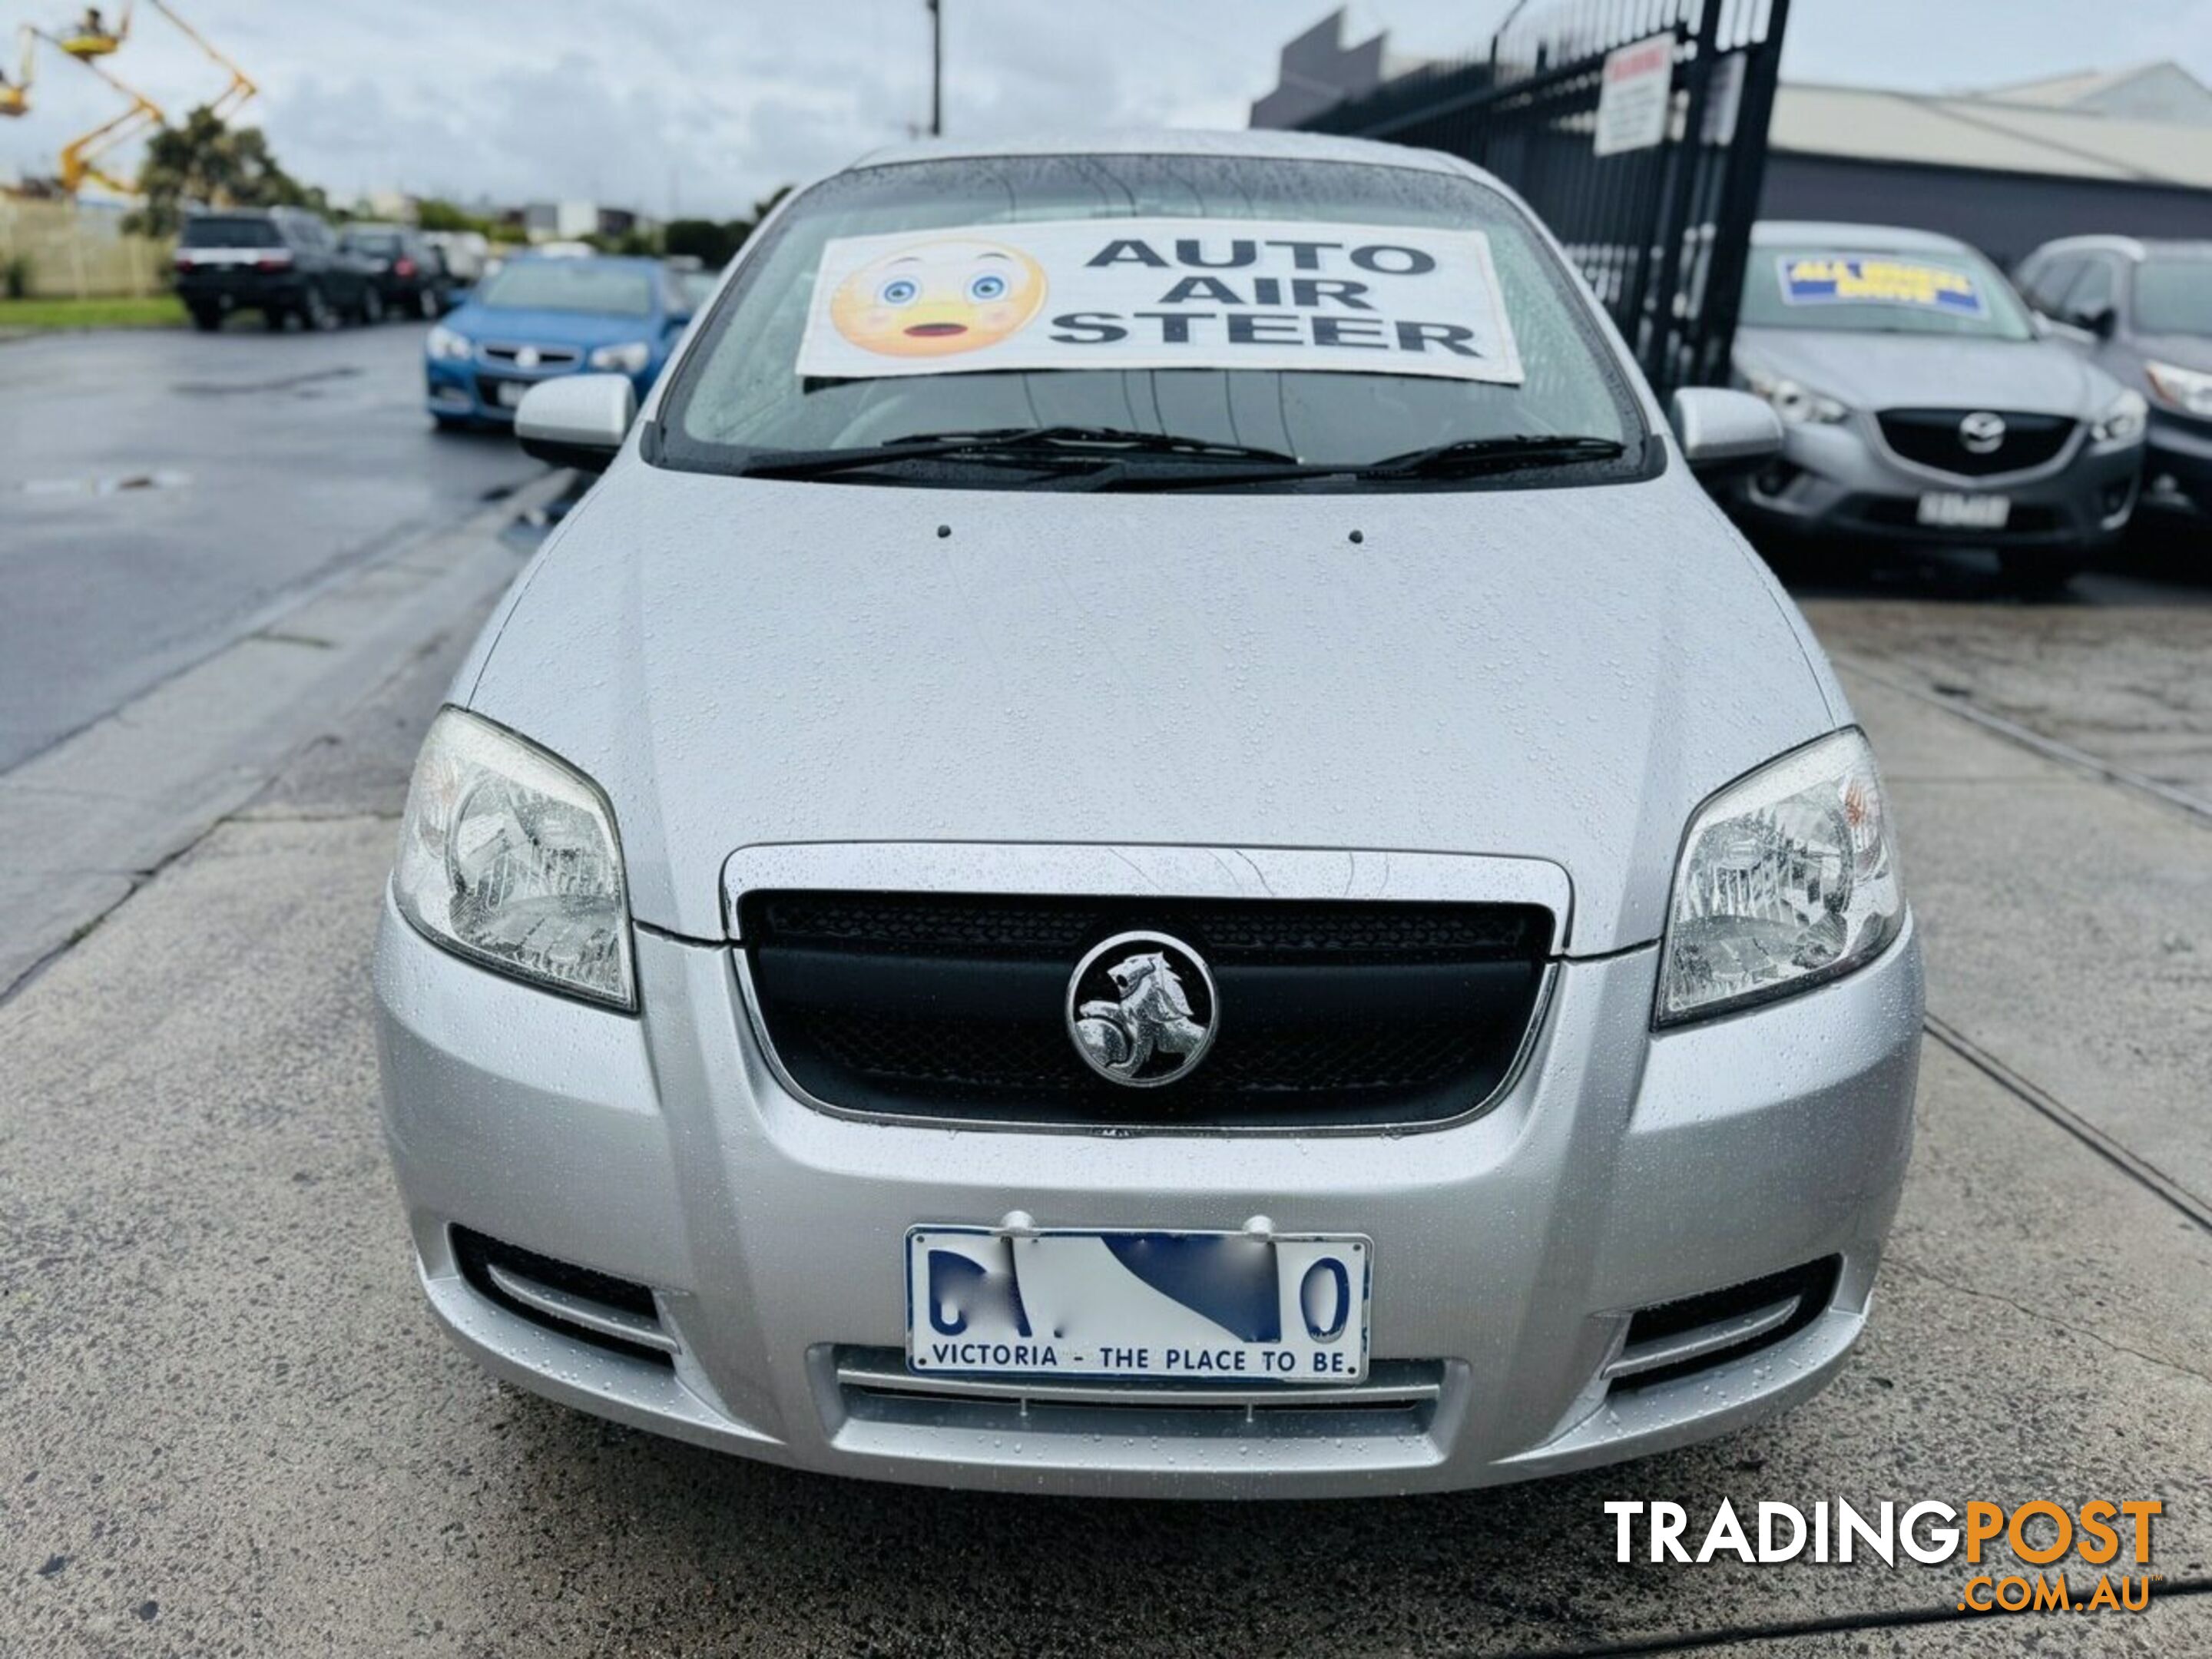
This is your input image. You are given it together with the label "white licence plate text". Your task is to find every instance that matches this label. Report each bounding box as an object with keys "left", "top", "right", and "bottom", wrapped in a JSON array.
[{"left": 1917, "top": 491, "right": 2010, "bottom": 529}]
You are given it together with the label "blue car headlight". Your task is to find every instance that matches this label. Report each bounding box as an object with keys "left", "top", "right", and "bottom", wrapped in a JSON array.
[
  {"left": 588, "top": 340, "right": 652, "bottom": 374},
  {"left": 426, "top": 324, "right": 474, "bottom": 363}
]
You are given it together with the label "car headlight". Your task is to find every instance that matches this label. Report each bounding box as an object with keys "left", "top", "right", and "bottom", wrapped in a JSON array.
[
  {"left": 2145, "top": 359, "right": 2212, "bottom": 419},
  {"left": 1743, "top": 367, "right": 1848, "bottom": 425},
  {"left": 588, "top": 340, "right": 652, "bottom": 374},
  {"left": 2091, "top": 388, "right": 2148, "bottom": 445},
  {"left": 393, "top": 707, "right": 634, "bottom": 1010},
  {"left": 426, "top": 324, "right": 474, "bottom": 362},
  {"left": 1657, "top": 729, "right": 1903, "bottom": 1027}
]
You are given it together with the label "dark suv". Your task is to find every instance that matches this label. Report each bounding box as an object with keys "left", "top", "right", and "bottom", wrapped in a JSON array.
[
  {"left": 173, "top": 207, "right": 380, "bottom": 332},
  {"left": 339, "top": 224, "right": 452, "bottom": 320},
  {"left": 2017, "top": 236, "right": 2212, "bottom": 519}
]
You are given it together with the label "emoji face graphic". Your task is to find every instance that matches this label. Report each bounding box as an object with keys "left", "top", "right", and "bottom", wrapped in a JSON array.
[{"left": 828, "top": 238, "right": 1048, "bottom": 357}]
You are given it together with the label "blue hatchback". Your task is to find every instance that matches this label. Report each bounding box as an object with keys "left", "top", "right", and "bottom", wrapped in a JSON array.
[{"left": 425, "top": 256, "right": 694, "bottom": 430}]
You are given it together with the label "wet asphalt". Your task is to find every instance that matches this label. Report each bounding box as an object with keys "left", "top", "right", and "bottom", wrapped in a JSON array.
[
  {"left": 2, "top": 327, "right": 2209, "bottom": 1656},
  {"left": 0, "top": 320, "right": 538, "bottom": 773}
]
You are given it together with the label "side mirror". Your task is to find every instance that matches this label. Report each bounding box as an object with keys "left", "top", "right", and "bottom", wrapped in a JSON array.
[
  {"left": 515, "top": 374, "right": 637, "bottom": 472},
  {"left": 2085, "top": 305, "right": 2118, "bottom": 340},
  {"left": 1670, "top": 387, "right": 1785, "bottom": 474}
]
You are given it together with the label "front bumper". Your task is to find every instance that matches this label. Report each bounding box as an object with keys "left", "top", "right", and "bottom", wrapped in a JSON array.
[
  {"left": 374, "top": 892, "right": 1922, "bottom": 1498},
  {"left": 1727, "top": 414, "right": 2142, "bottom": 549},
  {"left": 426, "top": 354, "right": 655, "bottom": 426},
  {"left": 2142, "top": 412, "right": 2212, "bottom": 518}
]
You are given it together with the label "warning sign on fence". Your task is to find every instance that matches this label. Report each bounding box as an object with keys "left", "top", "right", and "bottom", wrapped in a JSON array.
[{"left": 1593, "top": 33, "right": 1674, "bottom": 157}]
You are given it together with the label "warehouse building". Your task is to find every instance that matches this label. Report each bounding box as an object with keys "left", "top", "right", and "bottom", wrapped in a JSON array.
[{"left": 1251, "top": 15, "right": 2212, "bottom": 265}]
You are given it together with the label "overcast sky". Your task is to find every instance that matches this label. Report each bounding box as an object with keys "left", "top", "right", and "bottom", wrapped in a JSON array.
[{"left": 4, "top": 0, "right": 2209, "bottom": 217}]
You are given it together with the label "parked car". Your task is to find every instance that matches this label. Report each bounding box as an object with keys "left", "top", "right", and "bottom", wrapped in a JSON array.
[
  {"left": 667, "top": 253, "right": 720, "bottom": 313},
  {"left": 339, "top": 223, "right": 452, "bottom": 320},
  {"left": 422, "top": 228, "right": 492, "bottom": 288},
  {"left": 172, "top": 206, "right": 380, "bottom": 332},
  {"left": 1725, "top": 221, "right": 2147, "bottom": 590},
  {"left": 2015, "top": 236, "right": 2212, "bottom": 522},
  {"left": 374, "top": 130, "right": 1924, "bottom": 1498},
  {"left": 421, "top": 254, "right": 690, "bottom": 430}
]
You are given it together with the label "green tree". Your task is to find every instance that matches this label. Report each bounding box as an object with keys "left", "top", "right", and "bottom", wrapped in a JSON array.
[
  {"left": 416, "top": 197, "right": 495, "bottom": 236},
  {"left": 662, "top": 190, "right": 790, "bottom": 269},
  {"left": 127, "top": 107, "right": 319, "bottom": 237},
  {"left": 663, "top": 217, "right": 737, "bottom": 266}
]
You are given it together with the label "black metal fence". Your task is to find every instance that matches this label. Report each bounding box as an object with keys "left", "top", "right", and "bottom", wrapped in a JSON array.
[{"left": 1302, "top": 0, "right": 1789, "bottom": 397}]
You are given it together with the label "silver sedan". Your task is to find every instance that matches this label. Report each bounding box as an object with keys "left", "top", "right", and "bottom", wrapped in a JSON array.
[
  {"left": 373, "top": 131, "right": 1922, "bottom": 1498},
  {"left": 1727, "top": 220, "right": 2146, "bottom": 590}
]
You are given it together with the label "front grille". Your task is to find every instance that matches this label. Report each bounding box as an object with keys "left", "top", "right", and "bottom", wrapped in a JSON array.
[
  {"left": 452, "top": 1227, "right": 674, "bottom": 1366},
  {"left": 740, "top": 891, "right": 1551, "bottom": 1128},
  {"left": 1609, "top": 1257, "right": 1839, "bottom": 1393},
  {"left": 479, "top": 340, "right": 581, "bottom": 367},
  {"left": 1876, "top": 409, "right": 2075, "bottom": 477},
  {"left": 833, "top": 1346, "right": 1446, "bottom": 1437}
]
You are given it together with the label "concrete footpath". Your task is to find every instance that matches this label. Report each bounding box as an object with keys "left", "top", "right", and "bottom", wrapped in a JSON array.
[
  {"left": 0, "top": 472, "right": 565, "bottom": 999},
  {"left": 0, "top": 578, "right": 2206, "bottom": 1655}
]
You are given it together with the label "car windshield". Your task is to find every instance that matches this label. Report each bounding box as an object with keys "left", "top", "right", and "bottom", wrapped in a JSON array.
[
  {"left": 344, "top": 230, "right": 402, "bottom": 254},
  {"left": 1740, "top": 245, "right": 2035, "bottom": 340},
  {"left": 2134, "top": 258, "right": 2212, "bottom": 336},
  {"left": 656, "top": 154, "right": 1645, "bottom": 489},
  {"left": 180, "top": 217, "right": 283, "bottom": 248},
  {"left": 475, "top": 261, "right": 656, "bottom": 316}
]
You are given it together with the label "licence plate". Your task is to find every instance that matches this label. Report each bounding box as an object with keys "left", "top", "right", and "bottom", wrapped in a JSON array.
[
  {"left": 907, "top": 1227, "right": 1371, "bottom": 1384},
  {"left": 493, "top": 379, "right": 528, "bottom": 409},
  {"left": 1917, "top": 491, "right": 2009, "bottom": 529}
]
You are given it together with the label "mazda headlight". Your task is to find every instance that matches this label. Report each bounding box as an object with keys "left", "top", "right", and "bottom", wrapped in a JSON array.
[
  {"left": 1657, "top": 730, "right": 1902, "bottom": 1026},
  {"left": 588, "top": 340, "right": 651, "bottom": 374},
  {"left": 2091, "top": 389, "right": 2148, "bottom": 445},
  {"left": 425, "top": 323, "right": 474, "bottom": 362},
  {"left": 2145, "top": 359, "right": 2212, "bottom": 419},
  {"left": 394, "top": 708, "right": 634, "bottom": 1010},
  {"left": 1743, "top": 367, "right": 1847, "bottom": 425}
]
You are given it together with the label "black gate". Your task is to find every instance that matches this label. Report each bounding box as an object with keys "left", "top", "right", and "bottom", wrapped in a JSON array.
[{"left": 1301, "top": 0, "right": 1789, "bottom": 397}]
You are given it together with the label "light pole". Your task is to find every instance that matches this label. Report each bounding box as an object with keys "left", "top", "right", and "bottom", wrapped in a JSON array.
[{"left": 928, "top": 0, "right": 942, "bottom": 136}]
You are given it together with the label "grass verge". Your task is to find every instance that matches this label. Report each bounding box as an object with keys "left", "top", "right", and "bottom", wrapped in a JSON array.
[{"left": 0, "top": 295, "right": 187, "bottom": 330}]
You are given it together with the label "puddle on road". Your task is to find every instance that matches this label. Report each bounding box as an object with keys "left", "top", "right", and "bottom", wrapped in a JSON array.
[
  {"left": 171, "top": 366, "right": 365, "bottom": 397},
  {"left": 16, "top": 469, "right": 193, "bottom": 497}
]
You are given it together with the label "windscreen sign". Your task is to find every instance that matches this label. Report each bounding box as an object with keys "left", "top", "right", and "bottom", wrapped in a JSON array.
[
  {"left": 796, "top": 217, "right": 1525, "bottom": 386},
  {"left": 1778, "top": 255, "right": 1987, "bottom": 317}
]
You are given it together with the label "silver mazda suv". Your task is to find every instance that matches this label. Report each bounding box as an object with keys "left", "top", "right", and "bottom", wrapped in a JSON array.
[{"left": 373, "top": 131, "right": 1923, "bottom": 1498}]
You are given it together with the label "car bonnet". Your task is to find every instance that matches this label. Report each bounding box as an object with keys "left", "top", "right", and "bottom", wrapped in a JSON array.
[
  {"left": 1737, "top": 326, "right": 2114, "bottom": 417},
  {"left": 460, "top": 462, "right": 1842, "bottom": 957}
]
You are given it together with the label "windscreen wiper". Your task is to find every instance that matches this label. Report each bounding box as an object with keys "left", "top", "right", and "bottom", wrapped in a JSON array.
[
  {"left": 1081, "top": 432, "right": 1631, "bottom": 492},
  {"left": 1356, "top": 434, "right": 1629, "bottom": 479},
  {"left": 731, "top": 426, "right": 1301, "bottom": 481}
]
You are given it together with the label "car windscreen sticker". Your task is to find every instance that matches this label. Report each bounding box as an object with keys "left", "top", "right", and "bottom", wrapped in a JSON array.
[
  {"left": 795, "top": 217, "right": 1525, "bottom": 385},
  {"left": 1777, "top": 255, "right": 1987, "bottom": 316}
]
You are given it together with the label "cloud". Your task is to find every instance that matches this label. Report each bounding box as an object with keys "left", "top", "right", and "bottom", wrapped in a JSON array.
[{"left": 5, "top": 1, "right": 2208, "bottom": 214}]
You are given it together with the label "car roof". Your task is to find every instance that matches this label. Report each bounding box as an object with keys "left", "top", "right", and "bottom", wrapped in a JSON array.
[
  {"left": 844, "top": 126, "right": 1483, "bottom": 183},
  {"left": 1752, "top": 220, "right": 1972, "bottom": 253},
  {"left": 508, "top": 253, "right": 666, "bottom": 273},
  {"left": 2025, "top": 233, "right": 2212, "bottom": 262}
]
